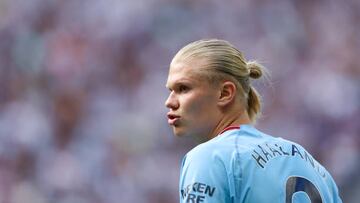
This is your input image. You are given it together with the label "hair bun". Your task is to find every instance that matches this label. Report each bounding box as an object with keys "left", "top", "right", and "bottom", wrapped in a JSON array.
[{"left": 247, "top": 61, "right": 263, "bottom": 79}]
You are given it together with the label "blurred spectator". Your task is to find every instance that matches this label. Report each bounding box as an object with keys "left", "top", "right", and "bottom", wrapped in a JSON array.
[{"left": 0, "top": 0, "right": 359, "bottom": 202}]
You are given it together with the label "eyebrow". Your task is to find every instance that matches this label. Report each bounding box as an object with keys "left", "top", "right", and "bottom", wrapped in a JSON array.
[{"left": 166, "top": 78, "right": 193, "bottom": 89}]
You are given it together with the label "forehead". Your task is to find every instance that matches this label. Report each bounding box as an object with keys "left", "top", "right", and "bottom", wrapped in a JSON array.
[{"left": 166, "top": 60, "right": 206, "bottom": 86}]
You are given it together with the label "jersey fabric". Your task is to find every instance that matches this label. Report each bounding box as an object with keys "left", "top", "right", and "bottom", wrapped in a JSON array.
[{"left": 179, "top": 125, "right": 342, "bottom": 203}]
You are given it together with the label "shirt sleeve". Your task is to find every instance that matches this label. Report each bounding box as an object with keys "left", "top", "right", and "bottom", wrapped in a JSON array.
[
  {"left": 179, "top": 147, "right": 232, "bottom": 203},
  {"left": 325, "top": 170, "right": 343, "bottom": 203}
]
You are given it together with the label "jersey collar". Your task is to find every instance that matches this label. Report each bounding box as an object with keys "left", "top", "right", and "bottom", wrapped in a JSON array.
[{"left": 219, "top": 125, "right": 240, "bottom": 135}]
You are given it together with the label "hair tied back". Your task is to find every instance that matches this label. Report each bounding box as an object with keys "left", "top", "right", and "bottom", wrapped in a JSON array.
[{"left": 247, "top": 61, "right": 263, "bottom": 79}]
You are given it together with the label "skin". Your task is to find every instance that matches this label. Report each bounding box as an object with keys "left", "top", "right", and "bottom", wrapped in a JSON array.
[{"left": 165, "top": 58, "right": 251, "bottom": 143}]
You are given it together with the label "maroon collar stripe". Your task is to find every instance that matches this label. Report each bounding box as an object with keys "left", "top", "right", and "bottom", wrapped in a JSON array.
[{"left": 219, "top": 126, "right": 240, "bottom": 135}]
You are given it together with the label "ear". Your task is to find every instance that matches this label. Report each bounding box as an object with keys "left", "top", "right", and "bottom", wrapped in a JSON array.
[{"left": 218, "top": 81, "right": 237, "bottom": 107}]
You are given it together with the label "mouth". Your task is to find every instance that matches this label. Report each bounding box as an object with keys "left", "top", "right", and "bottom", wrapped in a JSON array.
[{"left": 167, "top": 113, "right": 180, "bottom": 125}]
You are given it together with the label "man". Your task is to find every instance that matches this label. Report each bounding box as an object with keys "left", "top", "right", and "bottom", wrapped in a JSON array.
[{"left": 165, "top": 39, "right": 342, "bottom": 203}]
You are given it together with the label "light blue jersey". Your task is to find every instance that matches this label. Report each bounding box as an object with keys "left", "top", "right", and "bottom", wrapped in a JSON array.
[{"left": 179, "top": 125, "right": 342, "bottom": 203}]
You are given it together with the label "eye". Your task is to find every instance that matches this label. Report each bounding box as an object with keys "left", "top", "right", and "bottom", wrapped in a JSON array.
[{"left": 178, "top": 85, "right": 190, "bottom": 93}]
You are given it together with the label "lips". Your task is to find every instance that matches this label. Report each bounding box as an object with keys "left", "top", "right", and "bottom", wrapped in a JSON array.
[{"left": 167, "top": 113, "right": 180, "bottom": 125}]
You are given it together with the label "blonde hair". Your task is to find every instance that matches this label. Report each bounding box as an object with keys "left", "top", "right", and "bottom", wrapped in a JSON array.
[{"left": 172, "top": 39, "right": 266, "bottom": 123}]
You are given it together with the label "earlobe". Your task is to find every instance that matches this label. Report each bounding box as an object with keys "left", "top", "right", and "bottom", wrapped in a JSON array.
[{"left": 218, "top": 81, "right": 236, "bottom": 107}]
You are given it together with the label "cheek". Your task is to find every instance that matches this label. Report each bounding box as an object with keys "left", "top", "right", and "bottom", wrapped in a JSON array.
[{"left": 185, "top": 93, "right": 217, "bottom": 117}]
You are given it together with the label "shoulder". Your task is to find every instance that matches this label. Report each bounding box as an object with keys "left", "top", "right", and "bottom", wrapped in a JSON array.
[
  {"left": 179, "top": 138, "right": 233, "bottom": 202},
  {"left": 183, "top": 125, "right": 271, "bottom": 170},
  {"left": 180, "top": 134, "right": 238, "bottom": 180},
  {"left": 184, "top": 139, "right": 228, "bottom": 169},
  {"left": 179, "top": 126, "right": 273, "bottom": 202}
]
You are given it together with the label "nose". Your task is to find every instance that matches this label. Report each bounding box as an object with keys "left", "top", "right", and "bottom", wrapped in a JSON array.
[{"left": 165, "top": 92, "right": 179, "bottom": 110}]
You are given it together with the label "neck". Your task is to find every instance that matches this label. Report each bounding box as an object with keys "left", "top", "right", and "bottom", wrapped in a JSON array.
[{"left": 207, "top": 110, "right": 251, "bottom": 141}]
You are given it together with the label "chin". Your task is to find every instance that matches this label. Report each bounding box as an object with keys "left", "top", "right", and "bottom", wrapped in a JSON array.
[
  {"left": 172, "top": 126, "right": 189, "bottom": 137},
  {"left": 173, "top": 129, "right": 185, "bottom": 137}
]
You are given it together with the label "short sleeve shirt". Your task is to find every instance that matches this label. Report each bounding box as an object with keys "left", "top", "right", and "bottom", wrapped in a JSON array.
[{"left": 179, "top": 125, "right": 342, "bottom": 203}]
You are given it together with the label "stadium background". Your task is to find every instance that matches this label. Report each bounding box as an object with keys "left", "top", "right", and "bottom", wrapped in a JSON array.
[{"left": 0, "top": 0, "right": 359, "bottom": 202}]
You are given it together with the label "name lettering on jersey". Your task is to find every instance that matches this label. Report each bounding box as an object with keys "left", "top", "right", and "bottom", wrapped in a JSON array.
[
  {"left": 251, "top": 142, "right": 326, "bottom": 178},
  {"left": 181, "top": 182, "right": 216, "bottom": 202}
]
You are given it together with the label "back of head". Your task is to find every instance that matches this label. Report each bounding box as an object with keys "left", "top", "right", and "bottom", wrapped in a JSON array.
[{"left": 172, "top": 39, "right": 266, "bottom": 123}]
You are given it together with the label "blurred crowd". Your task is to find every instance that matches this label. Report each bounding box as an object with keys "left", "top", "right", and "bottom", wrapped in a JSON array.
[{"left": 0, "top": 0, "right": 359, "bottom": 202}]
